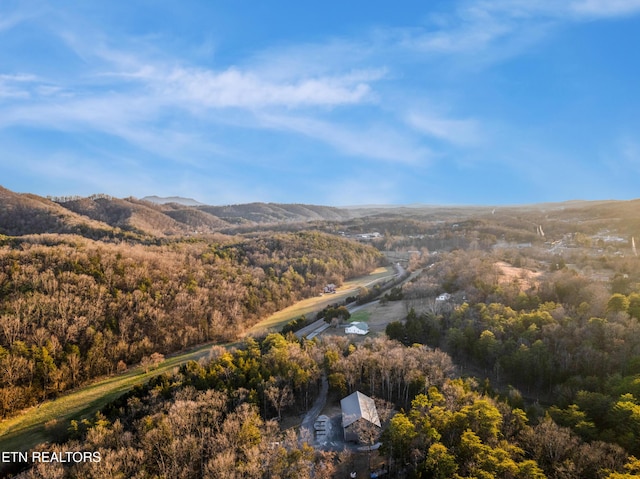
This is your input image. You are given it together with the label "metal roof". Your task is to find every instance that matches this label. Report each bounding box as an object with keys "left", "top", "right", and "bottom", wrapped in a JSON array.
[
  {"left": 340, "top": 391, "right": 381, "bottom": 428},
  {"left": 347, "top": 321, "right": 369, "bottom": 331}
]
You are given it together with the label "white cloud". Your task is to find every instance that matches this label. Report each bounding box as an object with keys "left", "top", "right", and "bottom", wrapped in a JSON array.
[
  {"left": 246, "top": 38, "right": 376, "bottom": 80},
  {"left": 1, "top": 91, "right": 235, "bottom": 169},
  {"left": 406, "top": 113, "right": 482, "bottom": 146},
  {"left": 4, "top": 0, "right": 638, "bottom": 190},
  {"left": 0, "top": 87, "right": 29, "bottom": 99},
  {"left": 571, "top": 0, "right": 640, "bottom": 17},
  {"left": 396, "top": 0, "right": 640, "bottom": 61},
  {"left": 258, "top": 113, "right": 431, "bottom": 165},
  {"left": 465, "top": 0, "right": 640, "bottom": 20},
  {"left": 0, "top": 27, "right": 389, "bottom": 164},
  {"left": 0, "top": 74, "right": 39, "bottom": 82},
  {"left": 0, "top": 75, "right": 38, "bottom": 99},
  {"left": 57, "top": 29, "right": 382, "bottom": 110},
  {"left": 159, "top": 66, "right": 377, "bottom": 109},
  {"left": 400, "top": 5, "right": 515, "bottom": 54}
]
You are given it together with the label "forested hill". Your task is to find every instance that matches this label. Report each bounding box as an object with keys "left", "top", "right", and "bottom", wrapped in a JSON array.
[
  {"left": 198, "top": 203, "right": 352, "bottom": 224},
  {"left": 0, "top": 186, "right": 116, "bottom": 239},
  {"left": 0, "top": 231, "right": 383, "bottom": 418},
  {"left": 0, "top": 186, "right": 353, "bottom": 237}
]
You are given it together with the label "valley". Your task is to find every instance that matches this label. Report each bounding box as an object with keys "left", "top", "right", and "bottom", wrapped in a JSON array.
[
  {"left": 0, "top": 265, "right": 399, "bottom": 456},
  {"left": 2, "top": 187, "right": 640, "bottom": 478}
]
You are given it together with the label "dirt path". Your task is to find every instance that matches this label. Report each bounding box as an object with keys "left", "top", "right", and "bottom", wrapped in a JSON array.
[{"left": 299, "top": 374, "right": 329, "bottom": 444}]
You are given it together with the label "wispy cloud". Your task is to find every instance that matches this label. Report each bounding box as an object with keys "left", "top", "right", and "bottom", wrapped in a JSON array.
[
  {"left": 0, "top": 74, "right": 40, "bottom": 99},
  {"left": 570, "top": 0, "right": 640, "bottom": 18},
  {"left": 1, "top": 0, "right": 639, "bottom": 204},
  {"left": 245, "top": 37, "right": 378, "bottom": 80},
  {"left": 0, "top": 16, "right": 388, "bottom": 169},
  {"left": 1, "top": 90, "right": 232, "bottom": 169},
  {"left": 405, "top": 112, "right": 482, "bottom": 146},
  {"left": 158, "top": 66, "right": 378, "bottom": 109},
  {"left": 394, "top": 0, "right": 640, "bottom": 62},
  {"left": 0, "top": 38, "right": 387, "bottom": 167},
  {"left": 0, "top": 10, "right": 29, "bottom": 33},
  {"left": 399, "top": 7, "right": 515, "bottom": 54},
  {"left": 0, "top": 74, "right": 39, "bottom": 82},
  {"left": 258, "top": 113, "right": 431, "bottom": 165},
  {"left": 56, "top": 28, "right": 383, "bottom": 110}
]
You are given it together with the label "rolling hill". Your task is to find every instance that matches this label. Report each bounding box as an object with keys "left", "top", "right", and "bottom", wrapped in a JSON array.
[
  {"left": 2, "top": 185, "right": 639, "bottom": 241},
  {"left": 0, "top": 187, "right": 354, "bottom": 237}
]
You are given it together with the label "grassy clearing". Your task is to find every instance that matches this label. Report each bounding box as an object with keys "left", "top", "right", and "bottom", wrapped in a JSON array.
[
  {"left": 247, "top": 266, "right": 394, "bottom": 334},
  {"left": 349, "top": 310, "right": 371, "bottom": 323},
  {"left": 0, "top": 341, "right": 217, "bottom": 453},
  {"left": 0, "top": 266, "right": 395, "bottom": 453}
]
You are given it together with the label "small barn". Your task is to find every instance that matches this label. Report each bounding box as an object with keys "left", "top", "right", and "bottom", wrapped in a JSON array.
[
  {"left": 340, "top": 391, "right": 381, "bottom": 442},
  {"left": 345, "top": 322, "right": 369, "bottom": 335}
]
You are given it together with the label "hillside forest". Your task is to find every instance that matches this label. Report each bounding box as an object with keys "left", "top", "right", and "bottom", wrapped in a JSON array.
[
  {"left": 0, "top": 231, "right": 382, "bottom": 417},
  {"left": 3, "top": 189, "right": 640, "bottom": 478}
]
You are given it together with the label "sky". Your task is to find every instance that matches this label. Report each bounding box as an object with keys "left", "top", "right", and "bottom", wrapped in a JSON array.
[{"left": 1, "top": 0, "right": 640, "bottom": 206}]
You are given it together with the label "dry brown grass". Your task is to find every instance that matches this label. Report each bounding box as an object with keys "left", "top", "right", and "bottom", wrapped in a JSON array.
[{"left": 494, "top": 261, "right": 543, "bottom": 290}]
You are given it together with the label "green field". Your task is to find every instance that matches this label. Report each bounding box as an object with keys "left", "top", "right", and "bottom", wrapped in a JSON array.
[
  {"left": 0, "top": 266, "right": 395, "bottom": 454},
  {"left": 348, "top": 310, "right": 371, "bottom": 323},
  {"left": 247, "top": 266, "right": 394, "bottom": 334}
]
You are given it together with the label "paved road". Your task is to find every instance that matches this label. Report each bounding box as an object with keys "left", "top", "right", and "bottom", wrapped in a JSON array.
[{"left": 298, "top": 263, "right": 407, "bottom": 339}]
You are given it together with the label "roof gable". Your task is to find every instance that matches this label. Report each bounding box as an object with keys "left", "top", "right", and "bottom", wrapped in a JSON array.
[{"left": 340, "top": 391, "right": 381, "bottom": 428}]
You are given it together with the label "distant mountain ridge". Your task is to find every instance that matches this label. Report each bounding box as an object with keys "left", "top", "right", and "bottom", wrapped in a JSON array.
[
  {"left": 1, "top": 185, "right": 639, "bottom": 239},
  {"left": 0, "top": 186, "right": 355, "bottom": 237},
  {"left": 141, "top": 195, "right": 205, "bottom": 206},
  {"left": 199, "top": 202, "right": 351, "bottom": 224}
]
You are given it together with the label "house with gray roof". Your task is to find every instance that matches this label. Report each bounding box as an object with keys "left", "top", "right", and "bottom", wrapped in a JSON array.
[{"left": 340, "top": 391, "right": 381, "bottom": 442}]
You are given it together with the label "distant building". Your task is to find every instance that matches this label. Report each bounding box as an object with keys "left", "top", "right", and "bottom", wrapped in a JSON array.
[
  {"left": 345, "top": 322, "right": 369, "bottom": 335},
  {"left": 323, "top": 284, "right": 336, "bottom": 294},
  {"left": 340, "top": 391, "right": 381, "bottom": 442},
  {"left": 355, "top": 232, "right": 381, "bottom": 241},
  {"left": 436, "top": 293, "right": 451, "bottom": 302}
]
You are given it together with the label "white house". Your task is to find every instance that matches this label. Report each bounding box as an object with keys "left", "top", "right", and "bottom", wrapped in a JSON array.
[
  {"left": 436, "top": 292, "right": 451, "bottom": 302},
  {"left": 345, "top": 322, "right": 369, "bottom": 335}
]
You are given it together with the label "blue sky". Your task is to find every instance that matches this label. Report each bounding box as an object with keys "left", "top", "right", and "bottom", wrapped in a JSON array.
[{"left": 1, "top": 0, "right": 640, "bottom": 206}]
